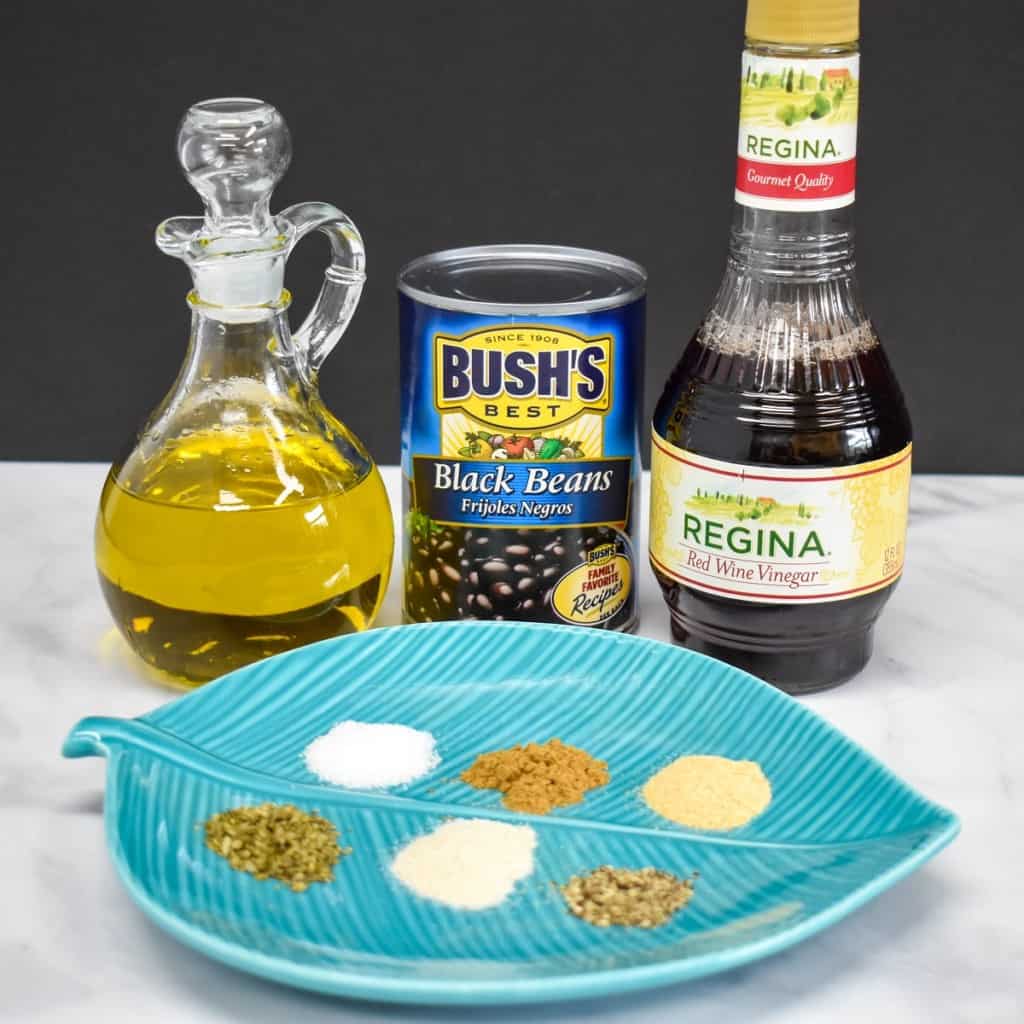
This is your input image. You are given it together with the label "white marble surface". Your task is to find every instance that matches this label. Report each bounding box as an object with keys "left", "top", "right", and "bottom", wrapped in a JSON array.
[{"left": 2, "top": 463, "right": 1022, "bottom": 1022}]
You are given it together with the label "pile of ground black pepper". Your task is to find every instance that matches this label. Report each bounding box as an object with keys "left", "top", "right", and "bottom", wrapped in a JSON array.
[
  {"left": 561, "top": 866, "right": 697, "bottom": 928},
  {"left": 204, "top": 803, "right": 349, "bottom": 892},
  {"left": 460, "top": 738, "right": 608, "bottom": 814}
]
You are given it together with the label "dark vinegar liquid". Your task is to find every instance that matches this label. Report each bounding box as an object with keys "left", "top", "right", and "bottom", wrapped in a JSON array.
[{"left": 651, "top": 327, "right": 912, "bottom": 693}]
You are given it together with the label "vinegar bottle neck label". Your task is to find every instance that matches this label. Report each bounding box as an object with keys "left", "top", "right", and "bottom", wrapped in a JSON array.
[{"left": 735, "top": 49, "right": 859, "bottom": 212}]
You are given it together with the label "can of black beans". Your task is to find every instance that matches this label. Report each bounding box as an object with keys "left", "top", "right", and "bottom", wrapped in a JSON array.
[{"left": 398, "top": 244, "right": 646, "bottom": 630}]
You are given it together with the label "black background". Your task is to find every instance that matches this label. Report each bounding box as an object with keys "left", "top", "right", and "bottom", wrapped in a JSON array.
[{"left": 3, "top": 0, "right": 1021, "bottom": 472}]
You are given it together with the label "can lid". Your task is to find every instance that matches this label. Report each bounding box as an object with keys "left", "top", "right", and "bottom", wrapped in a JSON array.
[
  {"left": 746, "top": 0, "right": 858, "bottom": 45},
  {"left": 397, "top": 244, "right": 647, "bottom": 315}
]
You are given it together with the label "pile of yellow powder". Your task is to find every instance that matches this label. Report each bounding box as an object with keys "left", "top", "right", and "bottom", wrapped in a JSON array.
[
  {"left": 460, "top": 738, "right": 608, "bottom": 814},
  {"left": 642, "top": 754, "right": 772, "bottom": 830}
]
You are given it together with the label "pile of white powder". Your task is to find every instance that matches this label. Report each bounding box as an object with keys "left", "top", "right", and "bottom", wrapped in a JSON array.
[
  {"left": 303, "top": 720, "right": 439, "bottom": 788},
  {"left": 391, "top": 819, "right": 537, "bottom": 910}
]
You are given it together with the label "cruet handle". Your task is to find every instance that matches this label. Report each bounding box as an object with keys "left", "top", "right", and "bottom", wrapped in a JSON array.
[{"left": 280, "top": 201, "right": 366, "bottom": 372}]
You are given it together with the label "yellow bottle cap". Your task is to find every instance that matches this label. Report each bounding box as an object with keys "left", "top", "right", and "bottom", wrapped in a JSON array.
[{"left": 745, "top": 0, "right": 859, "bottom": 45}]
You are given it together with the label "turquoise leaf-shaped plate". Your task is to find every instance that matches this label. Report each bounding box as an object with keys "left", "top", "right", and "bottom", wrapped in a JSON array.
[{"left": 64, "top": 622, "right": 958, "bottom": 1006}]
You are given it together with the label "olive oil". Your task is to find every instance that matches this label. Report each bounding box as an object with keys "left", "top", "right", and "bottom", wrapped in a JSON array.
[
  {"left": 95, "top": 98, "right": 391, "bottom": 685},
  {"left": 96, "top": 428, "right": 392, "bottom": 685}
]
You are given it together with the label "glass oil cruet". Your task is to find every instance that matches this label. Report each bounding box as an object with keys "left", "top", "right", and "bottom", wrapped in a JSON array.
[{"left": 95, "top": 98, "right": 393, "bottom": 686}]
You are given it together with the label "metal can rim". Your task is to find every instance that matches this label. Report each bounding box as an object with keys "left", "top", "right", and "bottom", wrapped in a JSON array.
[{"left": 396, "top": 243, "right": 647, "bottom": 316}]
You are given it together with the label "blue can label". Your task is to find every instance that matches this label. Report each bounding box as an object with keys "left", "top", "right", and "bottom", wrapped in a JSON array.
[{"left": 400, "top": 296, "right": 643, "bottom": 629}]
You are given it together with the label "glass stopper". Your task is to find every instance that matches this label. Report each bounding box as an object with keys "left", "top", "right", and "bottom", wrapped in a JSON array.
[{"left": 176, "top": 98, "right": 291, "bottom": 238}]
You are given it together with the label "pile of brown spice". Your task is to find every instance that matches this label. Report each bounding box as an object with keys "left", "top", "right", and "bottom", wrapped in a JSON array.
[
  {"left": 204, "top": 802, "right": 349, "bottom": 892},
  {"left": 460, "top": 738, "right": 608, "bottom": 814},
  {"left": 561, "top": 866, "right": 697, "bottom": 928}
]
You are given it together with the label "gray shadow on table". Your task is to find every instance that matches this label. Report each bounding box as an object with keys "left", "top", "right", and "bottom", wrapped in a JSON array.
[
  {"left": 55, "top": 791, "right": 105, "bottom": 815},
  {"left": 131, "top": 870, "right": 948, "bottom": 1024}
]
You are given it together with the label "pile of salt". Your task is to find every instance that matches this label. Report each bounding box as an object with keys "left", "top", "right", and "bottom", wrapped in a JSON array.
[{"left": 304, "top": 720, "right": 439, "bottom": 788}]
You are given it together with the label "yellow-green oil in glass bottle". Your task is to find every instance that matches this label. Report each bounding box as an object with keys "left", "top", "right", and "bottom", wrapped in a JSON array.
[
  {"left": 97, "top": 425, "right": 392, "bottom": 685},
  {"left": 95, "top": 97, "right": 394, "bottom": 686}
]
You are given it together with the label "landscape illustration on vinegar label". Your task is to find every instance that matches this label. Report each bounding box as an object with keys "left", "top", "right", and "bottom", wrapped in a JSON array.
[
  {"left": 686, "top": 490, "right": 818, "bottom": 529},
  {"left": 736, "top": 53, "right": 859, "bottom": 210},
  {"left": 648, "top": 435, "right": 912, "bottom": 605},
  {"left": 740, "top": 59, "right": 857, "bottom": 132}
]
